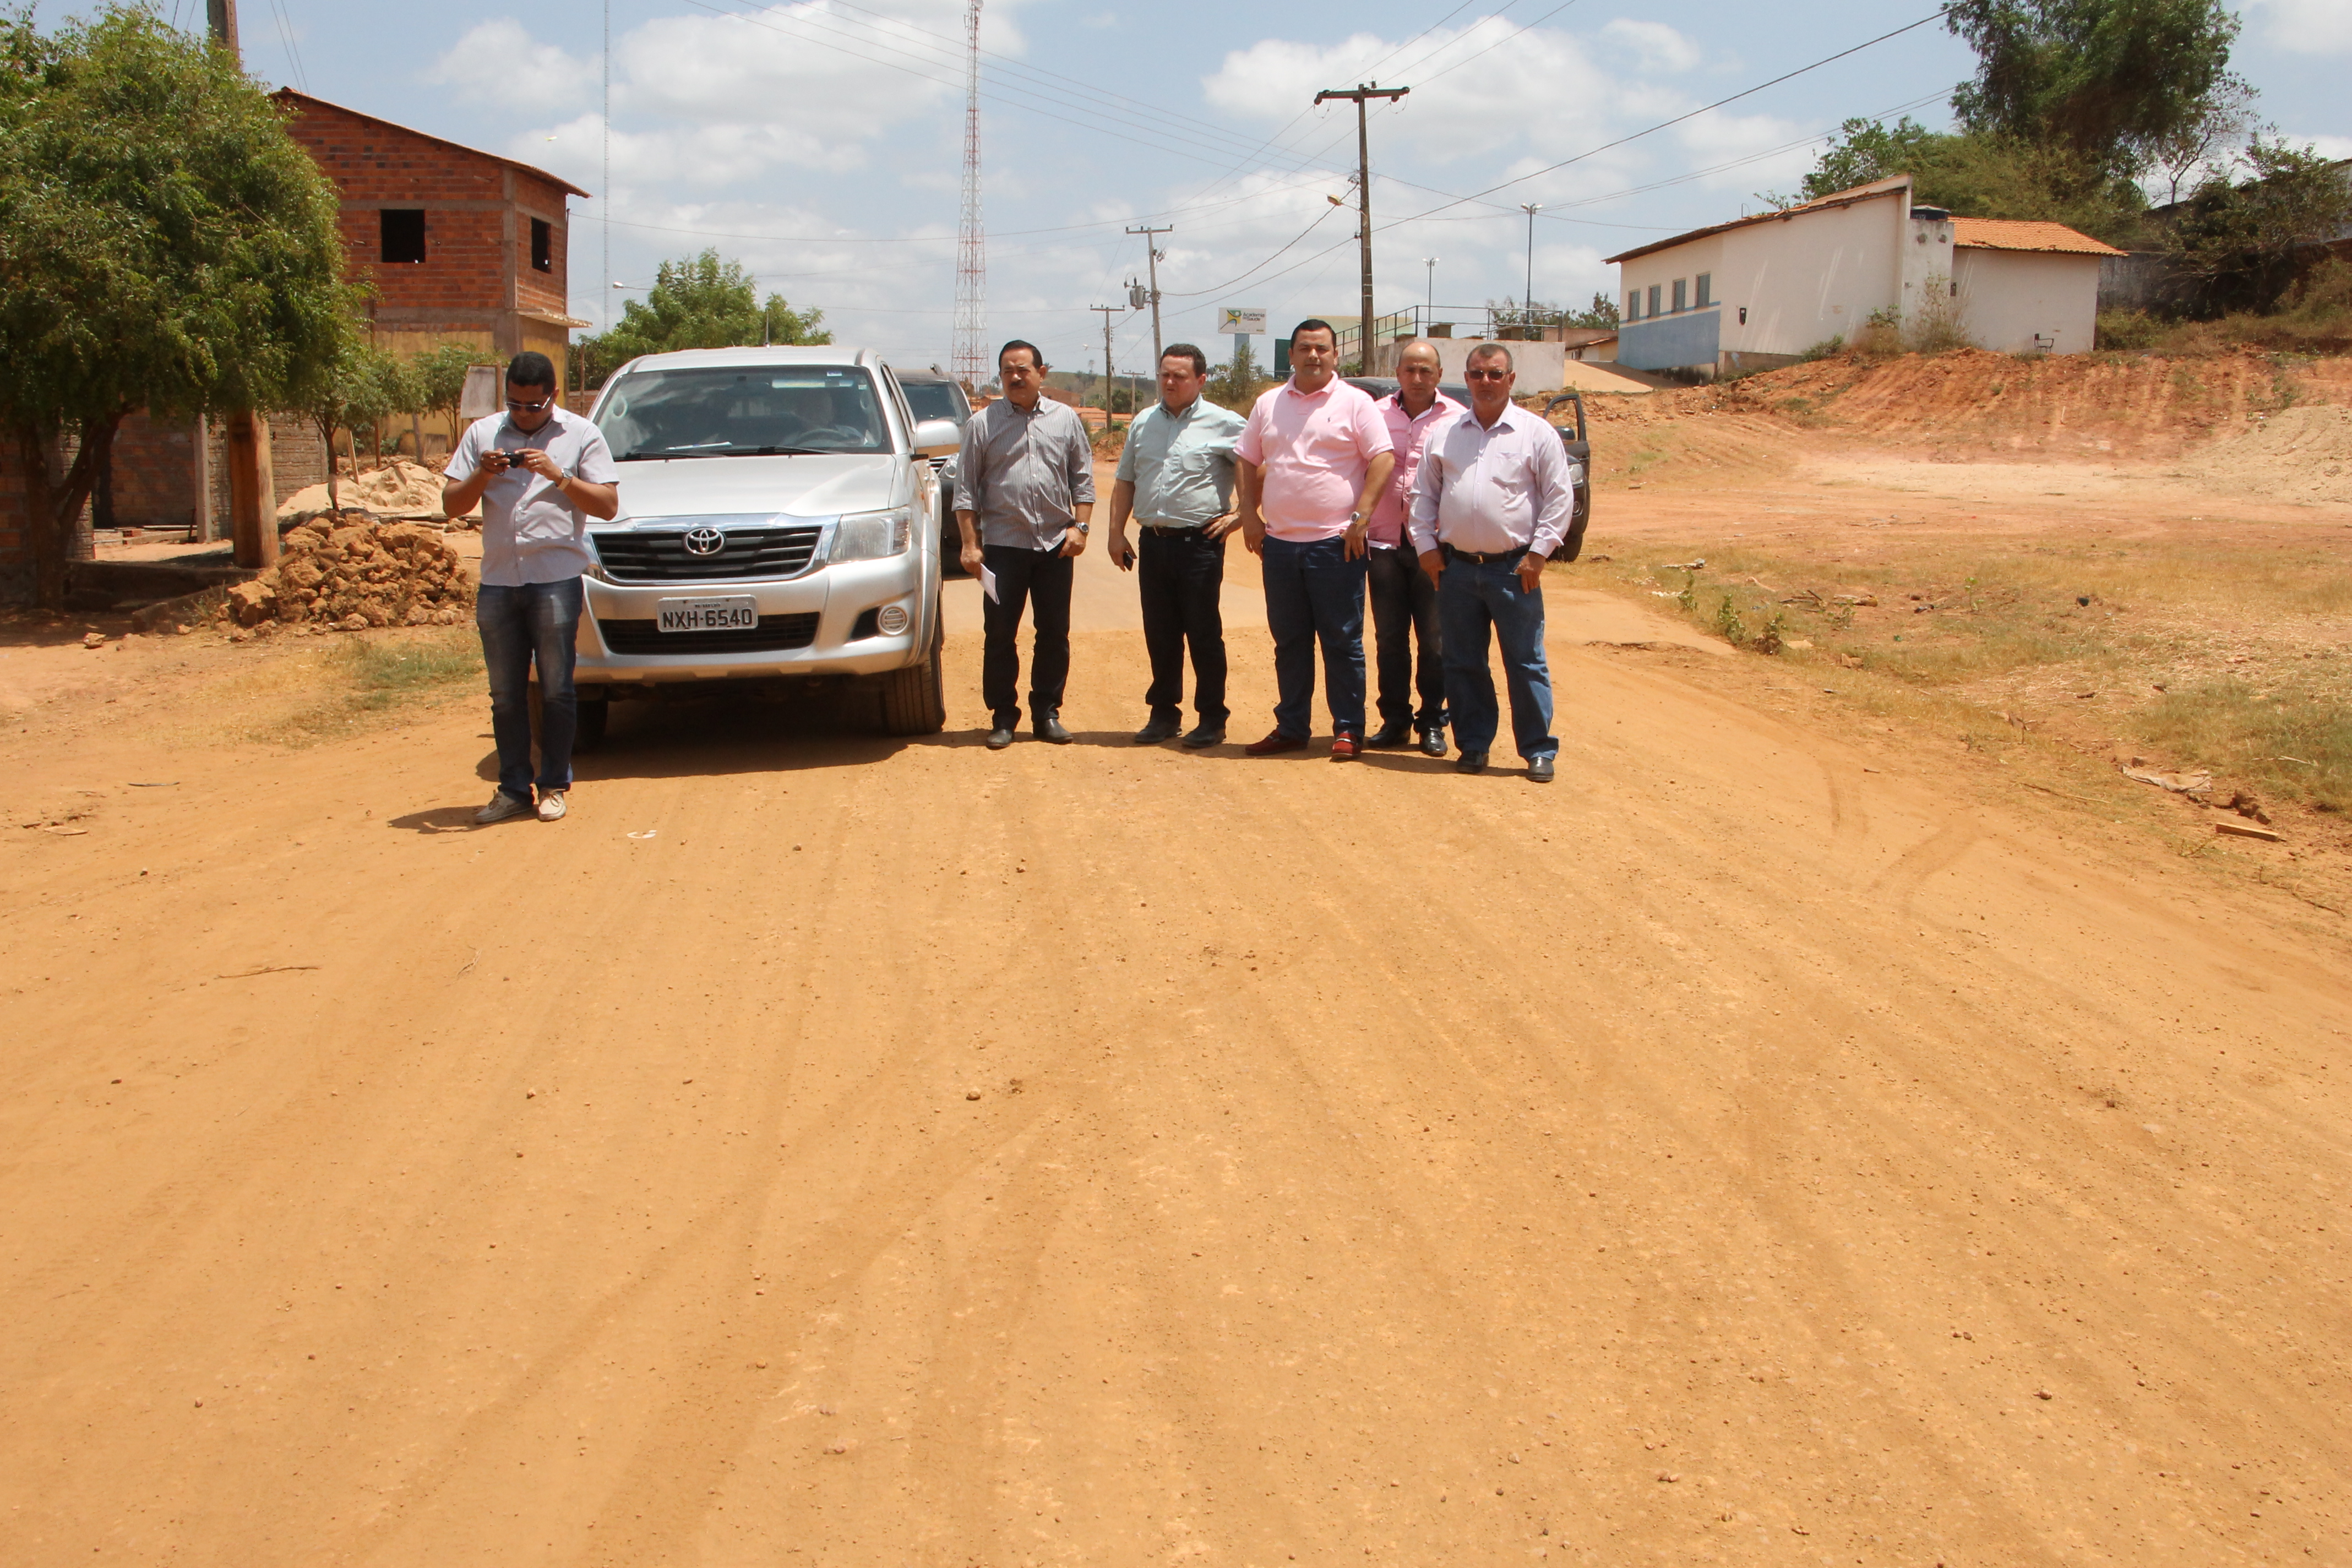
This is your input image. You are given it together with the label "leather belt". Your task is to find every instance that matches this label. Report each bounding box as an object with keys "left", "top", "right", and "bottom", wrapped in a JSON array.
[
  {"left": 1141, "top": 522, "right": 1210, "bottom": 536},
  {"left": 1443, "top": 543, "right": 1528, "bottom": 565}
]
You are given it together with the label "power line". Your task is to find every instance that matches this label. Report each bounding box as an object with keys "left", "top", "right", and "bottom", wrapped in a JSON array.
[{"left": 1396, "top": 6, "right": 1958, "bottom": 223}]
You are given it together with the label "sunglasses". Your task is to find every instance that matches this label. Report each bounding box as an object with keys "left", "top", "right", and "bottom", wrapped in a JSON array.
[
  {"left": 506, "top": 395, "right": 555, "bottom": 412},
  {"left": 1463, "top": 369, "right": 1512, "bottom": 382}
]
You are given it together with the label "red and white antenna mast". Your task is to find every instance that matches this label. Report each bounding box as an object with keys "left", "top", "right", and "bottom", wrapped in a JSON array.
[{"left": 951, "top": 0, "right": 987, "bottom": 391}]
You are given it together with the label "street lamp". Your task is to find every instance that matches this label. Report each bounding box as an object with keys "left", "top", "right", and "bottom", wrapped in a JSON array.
[
  {"left": 1520, "top": 204, "right": 1544, "bottom": 324},
  {"left": 1423, "top": 256, "right": 1439, "bottom": 318}
]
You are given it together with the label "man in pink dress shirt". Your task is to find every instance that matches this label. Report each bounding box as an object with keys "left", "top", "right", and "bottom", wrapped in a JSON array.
[
  {"left": 1365, "top": 339, "right": 1462, "bottom": 758},
  {"left": 1232, "top": 320, "right": 1395, "bottom": 760}
]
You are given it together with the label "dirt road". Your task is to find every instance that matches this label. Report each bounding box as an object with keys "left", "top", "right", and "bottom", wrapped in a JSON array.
[{"left": 4, "top": 525, "right": 2348, "bottom": 1566}]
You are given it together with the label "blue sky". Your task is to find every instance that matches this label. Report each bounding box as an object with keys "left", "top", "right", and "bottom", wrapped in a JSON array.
[{"left": 146, "top": 0, "right": 2352, "bottom": 372}]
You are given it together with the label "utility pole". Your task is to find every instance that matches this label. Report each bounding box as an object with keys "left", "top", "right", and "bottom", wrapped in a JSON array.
[
  {"left": 1521, "top": 203, "right": 1545, "bottom": 334},
  {"left": 206, "top": 0, "right": 275, "bottom": 566},
  {"left": 1124, "top": 224, "right": 1169, "bottom": 366},
  {"left": 1315, "top": 82, "right": 1408, "bottom": 368},
  {"left": 1090, "top": 304, "right": 1119, "bottom": 429}
]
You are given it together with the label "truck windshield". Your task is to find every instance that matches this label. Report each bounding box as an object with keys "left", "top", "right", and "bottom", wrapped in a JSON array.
[
  {"left": 899, "top": 381, "right": 967, "bottom": 426},
  {"left": 599, "top": 366, "right": 892, "bottom": 461}
]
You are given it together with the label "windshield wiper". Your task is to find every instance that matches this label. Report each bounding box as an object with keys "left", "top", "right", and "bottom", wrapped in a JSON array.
[{"left": 618, "top": 443, "right": 831, "bottom": 460}]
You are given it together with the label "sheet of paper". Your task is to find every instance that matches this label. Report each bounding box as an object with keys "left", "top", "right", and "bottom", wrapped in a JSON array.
[{"left": 980, "top": 565, "right": 999, "bottom": 603}]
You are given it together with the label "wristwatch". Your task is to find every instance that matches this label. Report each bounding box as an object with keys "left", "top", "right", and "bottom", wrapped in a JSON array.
[
  {"left": 1074, "top": 522, "right": 1091, "bottom": 533},
  {"left": 1348, "top": 510, "right": 1366, "bottom": 524}
]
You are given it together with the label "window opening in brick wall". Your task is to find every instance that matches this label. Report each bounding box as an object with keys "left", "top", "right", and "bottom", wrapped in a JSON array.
[
  {"left": 531, "top": 218, "right": 553, "bottom": 273},
  {"left": 1695, "top": 273, "right": 1712, "bottom": 308},
  {"left": 1671, "top": 278, "right": 1687, "bottom": 313},
  {"left": 380, "top": 209, "right": 426, "bottom": 264}
]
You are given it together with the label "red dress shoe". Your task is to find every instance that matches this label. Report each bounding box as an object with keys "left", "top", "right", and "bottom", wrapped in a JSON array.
[
  {"left": 1245, "top": 729, "right": 1308, "bottom": 756},
  {"left": 1329, "top": 732, "right": 1362, "bottom": 760}
]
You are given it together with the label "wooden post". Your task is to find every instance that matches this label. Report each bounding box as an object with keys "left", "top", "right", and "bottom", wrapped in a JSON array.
[
  {"left": 192, "top": 413, "right": 215, "bottom": 542},
  {"left": 227, "top": 411, "right": 277, "bottom": 568}
]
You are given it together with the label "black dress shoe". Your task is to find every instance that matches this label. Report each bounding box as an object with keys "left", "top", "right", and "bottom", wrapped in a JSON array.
[
  {"left": 1419, "top": 726, "right": 1447, "bottom": 758},
  {"left": 1456, "top": 751, "right": 1488, "bottom": 774},
  {"left": 1180, "top": 725, "right": 1226, "bottom": 749},
  {"left": 1527, "top": 754, "right": 1555, "bottom": 783},
  {"left": 1366, "top": 720, "right": 1412, "bottom": 749},
  {"left": 1033, "top": 712, "right": 1074, "bottom": 744},
  {"left": 986, "top": 726, "right": 1015, "bottom": 750},
  {"left": 1134, "top": 715, "right": 1182, "bottom": 744}
]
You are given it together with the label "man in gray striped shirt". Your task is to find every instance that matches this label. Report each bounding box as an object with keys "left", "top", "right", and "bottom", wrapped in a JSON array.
[{"left": 955, "top": 340, "right": 1096, "bottom": 749}]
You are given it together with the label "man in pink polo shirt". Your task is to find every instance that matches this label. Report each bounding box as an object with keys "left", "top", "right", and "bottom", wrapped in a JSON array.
[
  {"left": 1232, "top": 319, "right": 1395, "bottom": 760},
  {"left": 1365, "top": 339, "right": 1462, "bottom": 758}
]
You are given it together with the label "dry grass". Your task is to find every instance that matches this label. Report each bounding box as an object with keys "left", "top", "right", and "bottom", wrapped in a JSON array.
[
  {"left": 263, "top": 627, "right": 482, "bottom": 744},
  {"left": 1596, "top": 535, "right": 2352, "bottom": 819}
]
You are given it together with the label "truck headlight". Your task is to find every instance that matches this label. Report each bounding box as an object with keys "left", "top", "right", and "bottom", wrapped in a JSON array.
[{"left": 829, "top": 507, "right": 912, "bottom": 563}]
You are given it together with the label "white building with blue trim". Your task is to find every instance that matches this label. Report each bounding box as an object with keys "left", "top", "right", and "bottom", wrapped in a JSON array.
[{"left": 1604, "top": 176, "right": 2122, "bottom": 376}]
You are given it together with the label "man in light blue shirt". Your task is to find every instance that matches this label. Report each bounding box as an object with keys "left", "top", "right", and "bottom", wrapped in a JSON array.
[
  {"left": 441, "top": 352, "right": 619, "bottom": 825},
  {"left": 1105, "top": 344, "right": 1248, "bottom": 748}
]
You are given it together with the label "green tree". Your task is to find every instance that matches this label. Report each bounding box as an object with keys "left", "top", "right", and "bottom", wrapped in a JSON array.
[
  {"left": 294, "top": 329, "right": 415, "bottom": 511},
  {"left": 1207, "top": 338, "right": 1268, "bottom": 412},
  {"left": 409, "top": 340, "right": 484, "bottom": 439},
  {"left": 1768, "top": 119, "right": 2146, "bottom": 244},
  {"left": 575, "top": 249, "right": 830, "bottom": 386},
  {"left": 1946, "top": 0, "right": 2240, "bottom": 175},
  {"left": 0, "top": 5, "right": 354, "bottom": 607},
  {"left": 2165, "top": 140, "right": 2352, "bottom": 314}
]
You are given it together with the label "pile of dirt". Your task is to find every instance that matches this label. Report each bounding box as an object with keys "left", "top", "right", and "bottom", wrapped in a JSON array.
[
  {"left": 224, "top": 515, "right": 475, "bottom": 633},
  {"left": 1583, "top": 346, "right": 2335, "bottom": 462},
  {"left": 2176, "top": 404, "right": 2352, "bottom": 504},
  {"left": 275, "top": 460, "right": 471, "bottom": 526}
]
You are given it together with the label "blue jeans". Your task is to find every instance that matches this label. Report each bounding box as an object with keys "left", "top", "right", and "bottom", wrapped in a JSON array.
[
  {"left": 1260, "top": 535, "right": 1367, "bottom": 740},
  {"left": 1439, "top": 553, "right": 1556, "bottom": 761},
  {"left": 476, "top": 578, "right": 582, "bottom": 799}
]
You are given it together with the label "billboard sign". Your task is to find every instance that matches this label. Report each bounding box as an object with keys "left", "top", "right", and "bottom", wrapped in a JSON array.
[{"left": 1218, "top": 307, "right": 1268, "bottom": 336}]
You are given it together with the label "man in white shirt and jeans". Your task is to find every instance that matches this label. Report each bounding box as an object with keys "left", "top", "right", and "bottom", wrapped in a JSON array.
[
  {"left": 440, "top": 352, "right": 621, "bottom": 823},
  {"left": 1407, "top": 342, "right": 1576, "bottom": 782}
]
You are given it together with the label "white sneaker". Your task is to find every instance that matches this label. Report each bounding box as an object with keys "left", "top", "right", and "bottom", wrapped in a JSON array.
[
  {"left": 474, "top": 790, "right": 533, "bottom": 825},
  {"left": 536, "top": 789, "right": 568, "bottom": 822}
]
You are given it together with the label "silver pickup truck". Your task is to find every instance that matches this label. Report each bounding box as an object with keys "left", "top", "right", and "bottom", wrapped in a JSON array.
[{"left": 573, "top": 346, "right": 956, "bottom": 739}]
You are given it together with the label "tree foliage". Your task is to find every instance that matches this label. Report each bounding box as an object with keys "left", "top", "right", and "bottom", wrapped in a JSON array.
[
  {"left": 2165, "top": 141, "right": 2352, "bottom": 315},
  {"left": 292, "top": 326, "right": 420, "bottom": 509},
  {"left": 575, "top": 249, "right": 830, "bottom": 387},
  {"left": 408, "top": 340, "right": 485, "bottom": 432},
  {"left": 1946, "top": 0, "right": 2241, "bottom": 173},
  {"left": 1486, "top": 293, "right": 1621, "bottom": 337},
  {"left": 0, "top": 4, "right": 353, "bottom": 606},
  {"left": 1771, "top": 119, "right": 2146, "bottom": 243}
]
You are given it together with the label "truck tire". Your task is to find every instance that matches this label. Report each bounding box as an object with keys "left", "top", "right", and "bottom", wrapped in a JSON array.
[
  {"left": 575, "top": 694, "right": 610, "bottom": 752},
  {"left": 876, "top": 601, "right": 946, "bottom": 736}
]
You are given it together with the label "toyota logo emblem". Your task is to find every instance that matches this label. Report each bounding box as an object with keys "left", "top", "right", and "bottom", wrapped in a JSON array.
[{"left": 683, "top": 526, "right": 726, "bottom": 556}]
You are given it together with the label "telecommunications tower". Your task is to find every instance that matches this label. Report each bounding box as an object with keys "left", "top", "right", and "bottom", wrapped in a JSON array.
[{"left": 951, "top": 0, "right": 987, "bottom": 390}]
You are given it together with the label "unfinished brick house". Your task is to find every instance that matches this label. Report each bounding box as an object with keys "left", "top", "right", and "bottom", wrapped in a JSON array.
[
  {"left": 274, "top": 89, "right": 592, "bottom": 397},
  {"left": 0, "top": 94, "right": 593, "bottom": 597}
]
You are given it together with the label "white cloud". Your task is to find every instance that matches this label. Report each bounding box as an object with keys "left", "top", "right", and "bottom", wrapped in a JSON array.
[
  {"left": 2248, "top": 0, "right": 2352, "bottom": 55},
  {"left": 1672, "top": 107, "right": 1818, "bottom": 192},
  {"left": 1204, "top": 19, "right": 1643, "bottom": 182},
  {"left": 2295, "top": 133, "right": 2352, "bottom": 161},
  {"left": 1599, "top": 18, "right": 1701, "bottom": 74},
  {"left": 431, "top": 20, "right": 596, "bottom": 117}
]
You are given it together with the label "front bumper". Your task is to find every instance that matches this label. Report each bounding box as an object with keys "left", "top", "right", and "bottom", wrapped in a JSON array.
[{"left": 575, "top": 555, "right": 928, "bottom": 685}]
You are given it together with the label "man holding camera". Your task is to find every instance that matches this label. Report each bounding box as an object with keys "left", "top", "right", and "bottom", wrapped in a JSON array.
[{"left": 440, "top": 351, "right": 621, "bottom": 824}]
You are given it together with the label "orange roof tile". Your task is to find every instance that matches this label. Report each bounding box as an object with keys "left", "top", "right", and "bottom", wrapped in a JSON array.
[{"left": 1950, "top": 217, "right": 2124, "bottom": 257}]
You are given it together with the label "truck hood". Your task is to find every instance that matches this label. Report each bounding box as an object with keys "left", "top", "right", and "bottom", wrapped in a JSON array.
[{"left": 610, "top": 453, "right": 901, "bottom": 524}]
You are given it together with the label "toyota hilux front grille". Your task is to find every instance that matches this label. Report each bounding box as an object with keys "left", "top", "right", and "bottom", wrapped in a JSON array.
[
  {"left": 597, "top": 613, "right": 822, "bottom": 654},
  {"left": 591, "top": 525, "right": 824, "bottom": 583}
]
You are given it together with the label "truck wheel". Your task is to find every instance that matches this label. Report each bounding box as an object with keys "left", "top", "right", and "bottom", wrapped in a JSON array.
[
  {"left": 876, "top": 601, "right": 946, "bottom": 735},
  {"left": 575, "top": 694, "right": 610, "bottom": 752}
]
